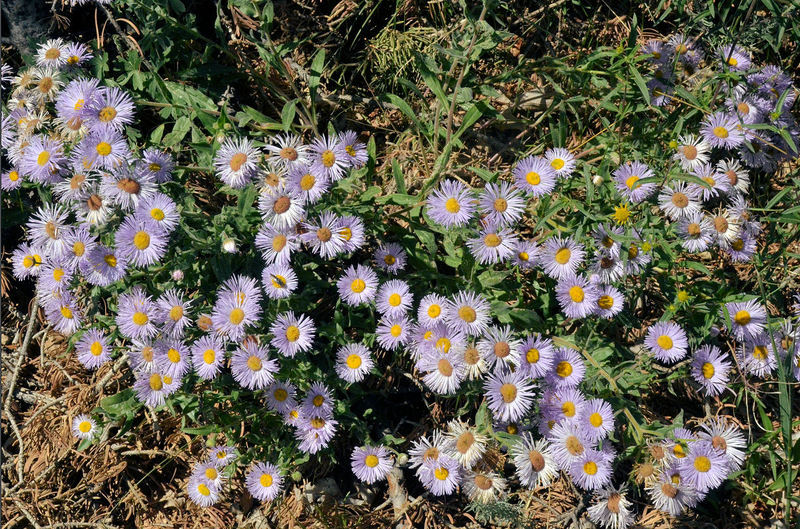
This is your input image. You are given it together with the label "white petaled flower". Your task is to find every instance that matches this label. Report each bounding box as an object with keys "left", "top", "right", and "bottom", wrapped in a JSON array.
[
  {"left": 443, "top": 420, "right": 487, "bottom": 469},
  {"left": 71, "top": 414, "right": 97, "bottom": 440},
  {"left": 512, "top": 434, "right": 558, "bottom": 489}
]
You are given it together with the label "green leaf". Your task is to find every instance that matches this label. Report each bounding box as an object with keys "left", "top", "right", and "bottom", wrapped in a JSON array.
[
  {"left": 309, "top": 50, "right": 325, "bottom": 100},
  {"left": 281, "top": 100, "right": 297, "bottom": 132}
]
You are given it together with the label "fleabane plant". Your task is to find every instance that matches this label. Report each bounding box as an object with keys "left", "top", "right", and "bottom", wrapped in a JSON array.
[{"left": 2, "top": 27, "right": 799, "bottom": 529}]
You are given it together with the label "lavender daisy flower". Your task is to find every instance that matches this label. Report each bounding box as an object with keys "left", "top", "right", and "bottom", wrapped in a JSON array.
[
  {"left": 642, "top": 39, "right": 667, "bottom": 61},
  {"left": 587, "top": 486, "right": 634, "bottom": 529},
  {"left": 376, "top": 315, "right": 411, "bottom": 350},
  {"left": 542, "top": 386, "right": 586, "bottom": 424},
  {"left": 231, "top": 340, "right": 278, "bottom": 390},
  {"left": 512, "top": 434, "right": 558, "bottom": 488},
  {"left": 374, "top": 242, "right": 407, "bottom": 274},
  {"left": 719, "top": 44, "right": 751, "bottom": 71},
  {"left": 266, "top": 381, "right": 297, "bottom": 413},
  {"left": 62, "top": 226, "right": 96, "bottom": 268},
  {"left": 155, "top": 339, "right": 191, "bottom": 379},
  {"left": 556, "top": 273, "right": 599, "bottom": 319},
  {"left": 419, "top": 457, "right": 461, "bottom": 496},
  {"left": 484, "top": 369, "right": 536, "bottom": 422},
  {"left": 351, "top": 446, "right": 393, "bottom": 484},
  {"left": 722, "top": 232, "right": 757, "bottom": 262},
  {"left": 512, "top": 240, "right": 539, "bottom": 269},
  {"left": 594, "top": 285, "right": 624, "bottom": 319},
  {"left": 192, "top": 461, "right": 224, "bottom": 489},
  {"left": 691, "top": 162, "right": 730, "bottom": 202},
  {"left": 115, "top": 217, "right": 168, "bottom": 268},
  {"left": 580, "top": 399, "right": 615, "bottom": 443},
  {"left": 187, "top": 476, "right": 219, "bottom": 507},
  {"left": 417, "top": 293, "right": 448, "bottom": 327},
  {"left": 477, "top": 325, "right": 522, "bottom": 371},
  {"left": 11, "top": 243, "right": 44, "bottom": 280},
  {"left": 592, "top": 223, "right": 624, "bottom": 257},
  {"left": 296, "top": 415, "right": 338, "bottom": 454},
  {"left": 55, "top": 78, "right": 99, "bottom": 124},
  {"left": 139, "top": 148, "right": 175, "bottom": 183},
  {"left": 80, "top": 129, "right": 130, "bottom": 170},
  {"left": 208, "top": 446, "right": 237, "bottom": 467},
  {"left": 20, "top": 134, "right": 65, "bottom": 183},
  {"left": 310, "top": 134, "right": 348, "bottom": 181},
  {"left": 334, "top": 215, "right": 366, "bottom": 253},
  {"left": 287, "top": 163, "right": 330, "bottom": 204},
  {"left": 681, "top": 441, "right": 730, "bottom": 493},
  {"left": 75, "top": 328, "right": 111, "bottom": 369},
  {"left": 337, "top": 264, "right": 379, "bottom": 306},
  {"left": 698, "top": 418, "right": 747, "bottom": 471},
  {"left": 737, "top": 336, "right": 776, "bottom": 377},
  {"left": 246, "top": 462, "right": 284, "bottom": 502},
  {"left": 648, "top": 464, "right": 700, "bottom": 516},
  {"left": 270, "top": 311, "right": 315, "bottom": 357},
  {"left": 36, "top": 39, "right": 67, "bottom": 68},
  {"left": 27, "top": 203, "right": 70, "bottom": 257},
  {"left": 376, "top": 279, "right": 413, "bottom": 317},
  {"left": 466, "top": 221, "right": 518, "bottom": 264},
  {"left": 335, "top": 344, "right": 374, "bottom": 383},
  {"left": 570, "top": 449, "right": 613, "bottom": 491},
  {"left": 726, "top": 93, "right": 764, "bottom": 125},
  {"left": 658, "top": 181, "right": 702, "bottom": 220},
  {"left": 546, "top": 347, "right": 586, "bottom": 389},
  {"left": 518, "top": 334, "right": 555, "bottom": 379},
  {"left": 100, "top": 164, "right": 157, "bottom": 211},
  {"left": 71, "top": 414, "right": 97, "bottom": 440},
  {"left": 133, "top": 369, "right": 180, "bottom": 408},
  {"left": 442, "top": 420, "right": 487, "bottom": 468},
  {"left": 301, "top": 212, "right": 345, "bottom": 258},
  {"left": 539, "top": 236, "right": 585, "bottom": 280},
  {"left": 418, "top": 348, "right": 466, "bottom": 394},
  {"left": 644, "top": 322, "right": 689, "bottom": 363},
  {"left": 426, "top": 179, "right": 476, "bottom": 227},
  {"left": 264, "top": 133, "right": 309, "bottom": 170},
  {"left": 700, "top": 112, "right": 745, "bottom": 149},
  {"left": 613, "top": 161, "right": 656, "bottom": 203},
  {"left": 81, "top": 244, "right": 128, "bottom": 286},
  {"left": 677, "top": 212, "right": 714, "bottom": 252},
  {"left": 134, "top": 192, "right": 178, "bottom": 234},
  {"left": 262, "top": 263, "right": 298, "bottom": 299},
  {"left": 1, "top": 167, "right": 23, "bottom": 191},
  {"left": 213, "top": 137, "right": 260, "bottom": 188},
  {"left": 673, "top": 134, "right": 710, "bottom": 171},
  {"left": 211, "top": 275, "right": 262, "bottom": 342},
  {"left": 462, "top": 470, "right": 507, "bottom": 503},
  {"left": 128, "top": 340, "right": 156, "bottom": 373},
  {"left": 83, "top": 86, "right": 135, "bottom": 132},
  {"left": 477, "top": 181, "right": 526, "bottom": 227},
  {"left": 723, "top": 300, "right": 766, "bottom": 341},
  {"left": 156, "top": 289, "right": 191, "bottom": 338},
  {"left": 255, "top": 221, "right": 299, "bottom": 264},
  {"left": 545, "top": 147, "right": 577, "bottom": 179},
  {"left": 513, "top": 155, "right": 557, "bottom": 196},
  {"left": 444, "top": 290, "right": 491, "bottom": 337},
  {"left": 302, "top": 382, "right": 334, "bottom": 417},
  {"left": 190, "top": 335, "right": 225, "bottom": 380},
  {"left": 116, "top": 287, "right": 158, "bottom": 340},
  {"left": 257, "top": 184, "right": 305, "bottom": 229},
  {"left": 548, "top": 421, "right": 590, "bottom": 470},
  {"left": 338, "top": 130, "right": 368, "bottom": 168}
]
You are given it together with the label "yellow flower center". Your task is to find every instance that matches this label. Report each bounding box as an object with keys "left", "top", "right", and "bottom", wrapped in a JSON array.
[
  {"left": 53, "top": 267, "right": 65, "bottom": 281},
  {"left": 526, "top": 171, "right": 541, "bottom": 185},
  {"left": 554, "top": 248, "right": 571, "bottom": 264},
  {"left": 104, "top": 253, "right": 118, "bottom": 267},
  {"left": 150, "top": 208, "right": 165, "bottom": 221},
  {"left": 229, "top": 307, "right": 245, "bottom": 325},
  {"left": 321, "top": 150, "right": 336, "bottom": 168},
  {"left": 203, "top": 349, "right": 216, "bottom": 364},
  {"left": 9, "top": 171, "right": 19, "bottom": 182},
  {"left": 713, "top": 126, "right": 729, "bottom": 139},
  {"left": 165, "top": 348, "right": 180, "bottom": 364},
  {"left": 133, "top": 231, "right": 150, "bottom": 250},
  {"left": 390, "top": 324, "right": 402, "bottom": 337},
  {"left": 149, "top": 373, "right": 163, "bottom": 391},
  {"left": 345, "top": 145, "right": 357, "bottom": 156},
  {"left": 274, "top": 388, "right": 288, "bottom": 401},
  {"left": 37, "top": 151, "right": 51, "bottom": 166},
  {"left": 434, "top": 467, "right": 449, "bottom": 480},
  {"left": 734, "top": 310, "right": 751, "bottom": 325},
  {"left": 731, "top": 238, "right": 744, "bottom": 251},
  {"left": 458, "top": 306, "right": 477, "bottom": 323},
  {"left": 445, "top": 197, "right": 460, "bottom": 213},
  {"left": 98, "top": 106, "right": 117, "bottom": 123},
  {"left": 260, "top": 474, "right": 273, "bottom": 487},
  {"left": 364, "top": 454, "right": 379, "bottom": 468},
  {"left": 350, "top": 278, "right": 366, "bottom": 293},
  {"left": 384, "top": 255, "right": 396, "bottom": 265},
  {"left": 693, "top": 455, "right": 711, "bottom": 472},
  {"left": 388, "top": 293, "right": 402, "bottom": 306},
  {"left": 45, "top": 48, "right": 61, "bottom": 60},
  {"left": 95, "top": 142, "right": 112, "bottom": 156},
  {"left": 493, "top": 198, "right": 508, "bottom": 212},
  {"left": 701, "top": 362, "right": 715, "bottom": 379},
  {"left": 229, "top": 152, "right": 248, "bottom": 172},
  {"left": 484, "top": 233, "right": 501, "bottom": 247},
  {"left": 562, "top": 401, "right": 576, "bottom": 417},
  {"left": 597, "top": 295, "right": 614, "bottom": 309},
  {"left": 518, "top": 251, "right": 529, "bottom": 261},
  {"left": 23, "top": 256, "right": 34, "bottom": 268},
  {"left": 78, "top": 420, "right": 92, "bottom": 433},
  {"left": 677, "top": 290, "right": 689, "bottom": 302},
  {"left": 625, "top": 175, "right": 639, "bottom": 190},
  {"left": 272, "top": 234, "right": 287, "bottom": 252},
  {"left": 589, "top": 412, "right": 603, "bottom": 427},
  {"left": 436, "top": 337, "right": 451, "bottom": 352},
  {"left": 197, "top": 483, "right": 211, "bottom": 496},
  {"left": 551, "top": 158, "right": 565, "bottom": 170},
  {"left": 526, "top": 348, "right": 539, "bottom": 363},
  {"left": 752, "top": 345, "right": 768, "bottom": 360},
  {"left": 727, "top": 57, "right": 738, "bottom": 67},
  {"left": 657, "top": 335, "right": 673, "bottom": 350},
  {"left": 90, "top": 341, "right": 103, "bottom": 356},
  {"left": 568, "top": 286, "right": 584, "bottom": 303},
  {"left": 286, "top": 325, "right": 300, "bottom": 342},
  {"left": 427, "top": 304, "right": 441, "bottom": 318},
  {"left": 205, "top": 467, "right": 218, "bottom": 480},
  {"left": 271, "top": 274, "right": 287, "bottom": 289},
  {"left": 247, "top": 355, "right": 262, "bottom": 371},
  {"left": 346, "top": 354, "right": 362, "bottom": 369},
  {"left": 556, "top": 360, "right": 573, "bottom": 378},
  {"left": 583, "top": 461, "right": 598, "bottom": 475},
  {"left": 299, "top": 173, "right": 315, "bottom": 191},
  {"left": 132, "top": 312, "right": 148, "bottom": 326},
  {"left": 339, "top": 227, "right": 352, "bottom": 240},
  {"left": 500, "top": 383, "right": 517, "bottom": 403}
]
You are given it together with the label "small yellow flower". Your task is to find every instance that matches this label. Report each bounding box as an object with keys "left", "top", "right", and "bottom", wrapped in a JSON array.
[
  {"left": 668, "top": 139, "right": 678, "bottom": 150},
  {"left": 667, "top": 304, "right": 677, "bottom": 312},
  {"left": 612, "top": 203, "right": 631, "bottom": 225},
  {"left": 677, "top": 290, "right": 689, "bottom": 303},
  {"left": 641, "top": 241, "right": 652, "bottom": 253}
]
